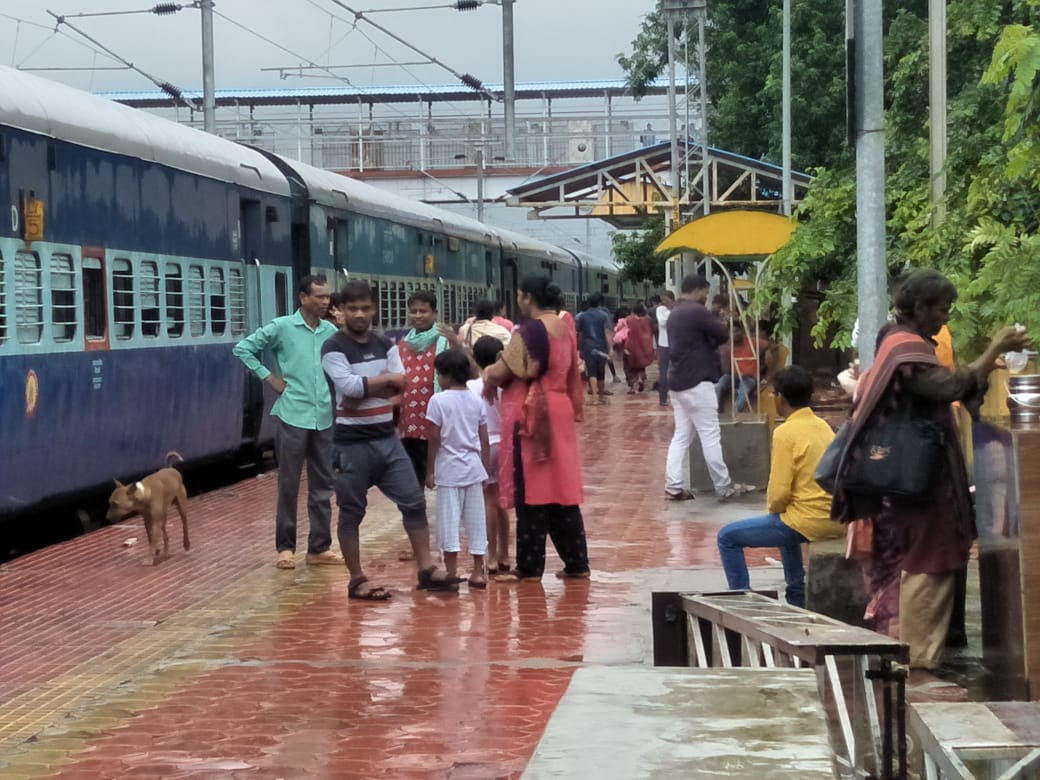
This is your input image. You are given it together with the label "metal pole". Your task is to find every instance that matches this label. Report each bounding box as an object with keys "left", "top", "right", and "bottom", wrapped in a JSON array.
[
  {"left": 502, "top": 0, "right": 516, "bottom": 160},
  {"left": 698, "top": 13, "right": 709, "bottom": 215},
  {"left": 928, "top": 0, "right": 947, "bottom": 222},
  {"left": 200, "top": 0, "right": 216, "bottom": 134},
  {"left": 476, "top": 148, "right": 485, "bottom": 223},
  {"left": 854, "top": 0, "right": 887, "bottom": 369},
  {"left": 668, "top": 16, "right": 680, "bottom": 226},
  {"left": 782, "top": 0, "right": 792, "bottom": 217}
]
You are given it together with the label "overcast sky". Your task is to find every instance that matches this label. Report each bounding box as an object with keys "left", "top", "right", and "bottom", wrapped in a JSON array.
[{"left": 2, "top": 1, "right": 655, "bottom": 94}]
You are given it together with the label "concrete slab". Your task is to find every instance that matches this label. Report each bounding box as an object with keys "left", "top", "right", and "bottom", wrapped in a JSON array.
[
  {"left": 524, "top": 666, "right": 835, "bottom": 779},
  {"left": 689, "top": 419, "right": 771, "bottom": 492}
]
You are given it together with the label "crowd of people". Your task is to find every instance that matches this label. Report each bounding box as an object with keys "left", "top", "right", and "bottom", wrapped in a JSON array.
[
  {"left": 233, "top": 267, "right": 1030, "bottom": 673},
  {"left": 233, "top": 273, "right": 590, "bottom": 598}
]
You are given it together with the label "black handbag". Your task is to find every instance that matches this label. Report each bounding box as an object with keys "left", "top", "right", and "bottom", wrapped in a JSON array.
[
  {"left": 841, "top": 401, "right": 947, "bottom": 498},
  {"left": 814, "top": 420, "right": 852, "bottom": 495}
]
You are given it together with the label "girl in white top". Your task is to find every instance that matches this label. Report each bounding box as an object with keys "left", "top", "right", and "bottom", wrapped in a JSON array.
[
  {"left": 425, "top": 349, "right": 491, "bottom": 588},
  {"left": 466, "top": 335, "right": 510, "bottom": 574}
]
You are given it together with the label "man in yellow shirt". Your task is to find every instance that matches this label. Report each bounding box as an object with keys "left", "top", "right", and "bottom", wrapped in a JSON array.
[{"left": 716, "top": 366, "right": 844, "bottom": 607}]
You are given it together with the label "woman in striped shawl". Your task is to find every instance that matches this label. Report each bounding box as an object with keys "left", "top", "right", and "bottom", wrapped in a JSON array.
[{"left": 834, "top": 269, "right": 1028, "bottom": 669}]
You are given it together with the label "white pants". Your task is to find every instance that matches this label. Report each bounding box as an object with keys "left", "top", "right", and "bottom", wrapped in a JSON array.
[
  {"left": 665, "top": 381, "right": 733, "bottom": 493},
  {"left": 435, "top": 483, "right": 488, "bottom": 555}
]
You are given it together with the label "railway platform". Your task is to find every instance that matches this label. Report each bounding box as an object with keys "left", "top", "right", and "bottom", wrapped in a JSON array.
[{"left": 0, "top": 391, "right": 973, "bottom": 779}]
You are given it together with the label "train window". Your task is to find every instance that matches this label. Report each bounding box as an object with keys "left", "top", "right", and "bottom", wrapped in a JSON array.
[
  {"left": 187, "top": 265, "right": 206, "bottom": 337},
  {"left": 140, "top": 260, "right": 160, "bottom": 338},
  {"left": 0, "top": 250, "right": 6, "bottom": 345},
  {"left": 82, "top": 257, "right": 106, "bottom": 341},
  {"left": 379, "top": 282, "right": 392, "bottom": 330},
  {"left": 112, "top": 258, "right": 134, "bottom": 340},
  {"left": 50, "top": 254, "right": 77, "bottom": 343},
  {"left": 15, "top": 250, "right": 43, "bottom": 344},
  {"left": 275, "top": 272, "right": 288, "bottom": 318},
  {"left": 228, "top": 267, "right": 246, "bottom": 336},
  {"left": 164, "top": 262, "right": 184, "bottom": 338},
  {"left": 209, "top": 267, "right": 226, "bottom": 335}
]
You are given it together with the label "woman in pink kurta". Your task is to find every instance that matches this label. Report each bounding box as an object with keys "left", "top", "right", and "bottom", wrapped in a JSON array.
[
  {"left": 623, "top": 305, "right": 655, "bottom": 392},
  {"left": 484, "top": 275, "right": 589, "bottom": 580}
]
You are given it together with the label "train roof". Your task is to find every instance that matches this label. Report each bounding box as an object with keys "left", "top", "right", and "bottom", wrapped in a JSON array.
[
  {"left": 493, "top": 225, "right": 577, "bottom": 265},
  {"left": 567, "top": 249, "right": 620, "bottom": 272},
  {"left": 0, "top": 66, "right": 289, "bottom": 196},
  {"left": 267, "top": 154, "right": 496, "bottom": 244}
]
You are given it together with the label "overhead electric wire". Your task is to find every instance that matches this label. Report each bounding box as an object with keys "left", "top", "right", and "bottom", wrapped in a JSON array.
[
  {"left": 2, "top": 11, "right": 126, "bottom": 68},
  {"left": 208, "top": 6, "right": 421, "bottom": 123},
  {"left": 45, "top": 10, "right": 201, "bottom": 111},
  {"left": 351, "top": 24, "right": 481, "bottom": 121},
  {"left": 325, "top": 0, "right": 498, "bottom": 103}
]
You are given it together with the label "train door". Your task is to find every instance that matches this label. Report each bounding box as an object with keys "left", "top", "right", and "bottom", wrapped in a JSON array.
[
  {"left": 499, "top": 246, "right": 518, "bottom": 322},
  {"left": 238, "top": 196, "right": 283, "bottom": 448},
  {"left": 81, "top": 247, "right": 109, "bottom": 352}
]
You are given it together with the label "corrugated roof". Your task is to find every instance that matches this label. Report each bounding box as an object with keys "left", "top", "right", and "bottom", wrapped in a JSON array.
[{"left": 102, "top": 78, "right": 671, "bottom": 107}]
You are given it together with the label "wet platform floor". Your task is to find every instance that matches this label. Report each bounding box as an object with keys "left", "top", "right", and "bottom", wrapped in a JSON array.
[{"left": 0, "top": 391, "right": 968, "bottom": 779}]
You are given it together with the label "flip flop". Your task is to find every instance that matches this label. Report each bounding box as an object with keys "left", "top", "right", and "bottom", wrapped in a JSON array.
[
  {"left": 468, "top": 579, "right": 488, "bottom": 589},
  {"left": 416, "top": 566, "right": 460, "bottom": 592},
  {"left": 348, "top": 576, "right": 392, "bottom": 601},
  {"left": 665, "top": 489, "right": 696, "bottom": 501}
]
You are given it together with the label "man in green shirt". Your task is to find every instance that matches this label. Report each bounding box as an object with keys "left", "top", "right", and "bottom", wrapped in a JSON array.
[{"left": 233, "top": 275, "right": 343, "bottom": 569}]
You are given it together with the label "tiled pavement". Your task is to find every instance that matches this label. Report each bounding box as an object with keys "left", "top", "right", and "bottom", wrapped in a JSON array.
[{"left": 0, "top": 390, "right": 964, "bottom": 779}]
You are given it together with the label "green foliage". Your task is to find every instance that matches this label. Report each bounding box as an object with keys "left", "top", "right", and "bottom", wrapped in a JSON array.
[
  {"left": 759, "top": 2, "right": 1040, "bottom": 359},
  {"left": 610, "top": 214, "right": 667, "bottom": 287},
  {"left": 617, "top": 0, "right": 848, "bottom": 170},
  {"left": 619, "top": 1, "right": 1040, "bottom": 359}
]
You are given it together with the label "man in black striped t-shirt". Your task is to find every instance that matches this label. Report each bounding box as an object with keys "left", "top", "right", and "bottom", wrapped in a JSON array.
[{"left": 321, "top": 281, "right": 458, "bottom": 599}]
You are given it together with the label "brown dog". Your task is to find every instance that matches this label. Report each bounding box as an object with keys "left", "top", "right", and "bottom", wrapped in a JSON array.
[{"left": 107, "top": 452, "right": 190, "bottom": 565}]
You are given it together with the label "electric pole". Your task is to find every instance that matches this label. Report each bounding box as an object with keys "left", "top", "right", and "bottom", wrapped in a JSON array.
[
  {"left": 501, "top": 0, "right": 516, "bottom": 159},
  {"left": 201, "top": 0, "right": 216, "bottom": 133},
  {"left": 853, "top": 0, "right": 887, "bottom": 369}
]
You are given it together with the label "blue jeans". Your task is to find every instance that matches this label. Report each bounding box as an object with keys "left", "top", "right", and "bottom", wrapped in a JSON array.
[
  {"left": 717, "top": 513, "right": 809, "bottom": 607},
  {"left": 715, "top": 373, "right": 758, "bottom": 412}
]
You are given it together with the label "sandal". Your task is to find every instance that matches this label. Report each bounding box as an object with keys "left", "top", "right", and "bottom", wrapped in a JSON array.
[
  {"left": 468, "top": 578, "right": 488, "bottom": 589},
  {"left": 665, "top": 489, "right": 696, "bottom": 501},
  {"left": 416, "top": 566, "right": 460, "bottom": 592},
  {"left": 348, "top": 576, "right": 392, "bottom": 601},
  {"left": 555, "top": 569, "right": 591, "bottom": 579}
]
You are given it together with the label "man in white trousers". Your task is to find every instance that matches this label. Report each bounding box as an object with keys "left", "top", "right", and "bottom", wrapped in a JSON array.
[{"left": 664, "top": 274, "right": 755, "bottom": 501}]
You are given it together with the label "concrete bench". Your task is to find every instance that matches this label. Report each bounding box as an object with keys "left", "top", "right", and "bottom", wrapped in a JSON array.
[
  {"left": 652, "top": 590, "right": 909, "bottom": 779},
  {"left": 910, "top": 702, "right": 1040, "bottom": 779},
  {"left": 806, "top": 536, "right": 870, "bottom": 628},
  {"left": 523, "top": 666, "right": 834, "bottom": 779}
]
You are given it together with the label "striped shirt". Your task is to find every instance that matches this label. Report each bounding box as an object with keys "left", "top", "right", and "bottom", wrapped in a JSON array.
[{"left": 321, "top": 331, "right": 403, "bottom": 442}]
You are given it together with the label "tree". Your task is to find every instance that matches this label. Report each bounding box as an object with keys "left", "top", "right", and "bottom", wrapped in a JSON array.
[
  {"left": 610, "top": 214, "right": 667, "bottom": 287},
  {"left": 617, "top": 0, "right": 848, "bottom": 171}
]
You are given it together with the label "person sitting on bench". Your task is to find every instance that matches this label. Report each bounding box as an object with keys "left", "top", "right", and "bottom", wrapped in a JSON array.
[{"left": 716, "top": 366, "right": 844, "bottom": 607}]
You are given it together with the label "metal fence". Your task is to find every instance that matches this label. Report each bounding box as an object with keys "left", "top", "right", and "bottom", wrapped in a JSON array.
[{"left": 200, "top": 113, "right": 676, "bottom": 172}]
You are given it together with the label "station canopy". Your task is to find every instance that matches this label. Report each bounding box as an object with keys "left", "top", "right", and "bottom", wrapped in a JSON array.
[
  {"left": 655, "top": 210, "right": 797, "bottom": 257},
  {"left": 506, "top": 139, "right": 812, "bottom": 229}
]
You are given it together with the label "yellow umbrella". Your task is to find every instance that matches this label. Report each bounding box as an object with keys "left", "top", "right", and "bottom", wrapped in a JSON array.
[{"left": 655, "top": 210, "right": 796, "bottom": 256}]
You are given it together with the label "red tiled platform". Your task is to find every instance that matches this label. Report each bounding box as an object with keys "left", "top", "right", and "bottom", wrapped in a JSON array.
[{"left": 0, "top": 389, "right": 952, "bottom": 779}]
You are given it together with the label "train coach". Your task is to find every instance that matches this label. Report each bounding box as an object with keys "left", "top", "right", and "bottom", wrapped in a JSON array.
[{"left": 0, "top": 66, "right": 610, "bottom": 520}]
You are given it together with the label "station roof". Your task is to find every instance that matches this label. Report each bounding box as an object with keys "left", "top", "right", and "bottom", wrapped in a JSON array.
[
  {"left": 103, "top": 78, "right": 670, "bottom": 110},
  {"left": 506, "top": 139, "right": 813, "bottom": 229}
]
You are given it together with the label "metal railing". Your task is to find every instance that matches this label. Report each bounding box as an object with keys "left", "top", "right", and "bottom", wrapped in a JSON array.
[{"left": 192, "top": 112, "right": 676, "bottom": 171}]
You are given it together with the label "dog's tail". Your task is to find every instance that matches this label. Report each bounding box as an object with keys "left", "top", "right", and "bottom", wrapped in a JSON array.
[{"left": 165, "top": 451, "right": 184, "bottom": 468}]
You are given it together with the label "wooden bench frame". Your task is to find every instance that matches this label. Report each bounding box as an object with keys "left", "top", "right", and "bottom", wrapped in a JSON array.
[{"left": 653, "top": 590, "right": 910, "bottom": 780}]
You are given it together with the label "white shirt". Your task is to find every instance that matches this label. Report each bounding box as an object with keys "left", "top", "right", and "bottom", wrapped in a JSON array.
[
  {"left": 656, "top": 305, "right": 671, "bottom": 348},
  {"left": 425, "top": 388, "right": 488, "bottom": 487},
  {"left": 466, "top": 377, "right": 501, "bottom": 445}
]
